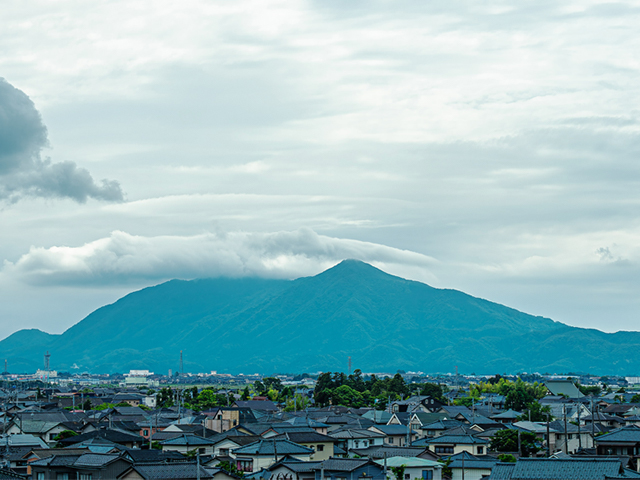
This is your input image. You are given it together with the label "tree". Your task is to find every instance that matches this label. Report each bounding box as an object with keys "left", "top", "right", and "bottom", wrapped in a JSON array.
[
  {"left": 217, "top": 461, "right": 245, "bottom": 478},
  {"left": 284, "top": 394, "right": 310, "bottom": 412},
  {"left": 518, "top": 401, "right": 552, "bottom": 422},
  {"left": 630, "top": 394, "right": 640, "bottom": 403},
  {"left": 241, "top": 386, "right": 251, "bottom": 401},
  {"left": 390, "top": 465, "right": 406, "bottom": 480},
  {"left": 54, "top": 430, "right": 78, "bottom": 447},
  {"left": 254, "top": 380, "right": 266, "bottom": 396},
  {"left": 490, "top": 429, "right": 541, "bottom": 457},
  {"left": 498, "top": 454, "right": 517, "bottom": 463},
  {"left": 82, "top": 399, "right": 93, "bottom": 411},
  {"left": 419, "top": 383, "right": 446, "bottom": 403}
]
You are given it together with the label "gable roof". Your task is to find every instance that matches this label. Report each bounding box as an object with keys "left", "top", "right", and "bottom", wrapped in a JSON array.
[
  {"left": 544, "top": 380, "right": 584, "bottom": 398},
  {"left": 118, "top": 463, "right": 213, "bottom": 479},
  {"left": 426, "top": 434, "right": 489, "bottom": 445}
]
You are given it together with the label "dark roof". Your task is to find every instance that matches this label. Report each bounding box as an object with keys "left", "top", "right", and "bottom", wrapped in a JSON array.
[
  {"left": 59, "top": 427, "right": 144, "bottom": 446},
  {"left": 350, "top": 445, "right": 428, "bottom": 459},
  {"left": 118, "top": 463, "right": 213, "bottom": 479},
  {"left": 274, "top": 431, "right": 335, "bottom": 443},
  {"left": 233, "top": 401, "right": 278, "bottom": 412},
  {"left": 488, "top": 458, "right": 627, "bottom": 480},
  {"left": 161, "top": 434, "right": 215, "bottom": 446},
  {"left": 446, "top": 451, "right": 498, "bottom": 469},
  {"left": 426, "top": 434, "right": 489, "bottom": 445},
  {"left": 596, "top": 426, "right": 640, "bottom": 444},
  {"left": 311, "top": 458, "right": 373, "bottom": 472},
  {"left": 233, "top": 439, "right": 314, "bottom": 456},
  {"left": 123, "top": 448, "right": 187, "bottom": 464}
]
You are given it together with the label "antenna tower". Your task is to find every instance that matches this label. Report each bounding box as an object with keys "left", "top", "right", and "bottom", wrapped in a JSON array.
[
  {"left": 180, "top": 350, "right": 183, "bottom": 375},
  {"left": 348, "top": 356, "right": 352, "bottom": 375},
  {"left": 44, "top": 351, "right": 51, "bottom": 371}
]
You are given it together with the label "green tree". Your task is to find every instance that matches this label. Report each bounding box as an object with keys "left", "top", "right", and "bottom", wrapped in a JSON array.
[
  {"left": 390, "top": 465, "right": 406, "bottom": 480},
  {"left": 82, "top": 399, "right": 93, "bottom": 410},
  {"left": 284, "top": 394, "right": 310, "bottom": 412},
  {"left": 217, "top": 460, "right": 245, "bottom": 478},
  {"left": 518, "top": 401, "right": 552, "bottom": 422},
  {"left": 241, "top": 386, "right": 251, "bottom": 400},
  {"left": 490, "top": 429, "right": 540, "bottom": 457},
  {"left": 54, "top": 430, "right": 78, "bottom": 447},
  {"left": 498, "top": 454, "right": 517, "bottom": 463}
]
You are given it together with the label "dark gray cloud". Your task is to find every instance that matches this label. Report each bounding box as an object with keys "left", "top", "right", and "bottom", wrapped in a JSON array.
[{"left": 0, "top": 78, "right": 123, "bottom": 203}]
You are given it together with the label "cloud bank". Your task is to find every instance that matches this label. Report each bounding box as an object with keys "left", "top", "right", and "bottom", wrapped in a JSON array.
[
  {"left": 3, "top": 228, "right": 437, "bottom": 286},
  {"left": 0, "top": 78, "right": 123, "bottom": 203}
]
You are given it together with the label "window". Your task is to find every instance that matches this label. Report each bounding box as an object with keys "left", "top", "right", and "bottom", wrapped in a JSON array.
[
  {"left": 57, "top": 474, "right": 69, "bottom": 480},
  {"left": 317, "top": 445, "right": 324, "bottom": 451},
  {"left": 199, "top": 448, "right": 206, "bottom": 454},
  {"left": 237, "top": 460, "right": 253, "bottom": 472},
  {"left": 389, "top": 437, "right": 394, "bottom": 444},
  {"left": 80, "top": 475, "right": 93, "bottom": 480},
  {"left": 422, "top": 471, "right": 433, "bottom": 480},
  {"left": 404, "top": 474, "right": 410, "bottom": 479},
  {"left": 220, "top": 448, "right": 229, "bottom": 456},
  {"left": 49, "top": 433, "right": 58, "bottom": 441},
  {"left": 143, "top": 429, "right": 149, "bottom": 436},
  {"left": 477, "top": 446, "right": 484, "bottom": 454},
  {"left": 36, "top": 474, "right": 44, "bottom": 480},
  {"left": 435, "top": 446, "right": 454, "bottom": 454}
]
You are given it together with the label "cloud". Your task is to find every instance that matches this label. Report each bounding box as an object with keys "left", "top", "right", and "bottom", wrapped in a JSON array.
[
  {"left": 2, "top": 228, "right": 438, "bottom": 286},
  {"left": 0, "top": 78, "right": 123, "bottom": 203}
]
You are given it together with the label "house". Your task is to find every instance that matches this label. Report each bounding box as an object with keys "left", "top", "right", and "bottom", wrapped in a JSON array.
[
  {"left": 374, "top": 456, "right": 442, "bottom": 480},
  {"left": 268, "top": 458, "right": 320, "bottom": 480},
  {"left": 487, "top": 457, "right": 639, "bottom": 480},
  {"left": 329, "top": 428, "right": 386, "bottom": 453},
  {"left": 445, "top": 451, "right": 499, "bottom": 480},
  {"left": 490, "top": 410, "right": 522, "bottom": 424},
  {"left": 311, "top": 458, "right": 386, "bottom": 480},
  {"left": 231, "top": 439, "right": 314, "bottom": 473},
  {"left": 58, "top": 427, "right": 145, "bottom": 449},
  {"left": 390, "top": 396, "right": 445, "bottom": 414},
  {"left": 409, "top": 413, "right": 449, "bottom": 436},
  {"left": 204, "top": 408, "right": 257, "bottom": 433},
  {"left": 30, "top": 452, "right": 132, "bottom": 480},
  {"left": 350, "top": 445, "right": 438, "bottom": 462},
  {"left": 595, "top": 425, "right": 640, "bottom": 458},
  {"left": 273, "top": 431, "right": 337, "bottom": 461},
  {"left": 368, "top": 424, "right": 419, "bottom": 447},
  {"left": 211, "top": 434, "right": 262, "bottom": 457},
  {"left": 161, "top": 434, "right": 216, "bottom": 455},
  {"left": 5, "top": 420, "right": 69, "bottom": 445},
  {"left": 425, "top": 434, "right": 489, "bottom": 456}
]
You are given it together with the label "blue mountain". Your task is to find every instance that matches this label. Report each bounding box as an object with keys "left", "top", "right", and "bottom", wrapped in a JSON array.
[{"left": 1, "top": 260, "right": 638, "bottom": 375}]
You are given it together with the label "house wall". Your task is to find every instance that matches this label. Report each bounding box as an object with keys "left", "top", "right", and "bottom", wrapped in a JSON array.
[
  {"left": 451, "top": 467, "right": 492, "bottom": 480},
  {"left": 299, "top": 441, "right": 333, "bottom": 461},
  {"left": 384, "top": 466, "right": 442, "bottom": 480}
]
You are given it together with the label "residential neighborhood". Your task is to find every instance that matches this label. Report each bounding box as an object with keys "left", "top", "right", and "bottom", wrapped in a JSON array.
[{"left": 1, "top": 370, "right": 640, "bottom": 479}]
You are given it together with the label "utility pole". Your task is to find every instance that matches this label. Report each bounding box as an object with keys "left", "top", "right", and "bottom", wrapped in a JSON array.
[
  {"left": 546, "top": 412, "right": 551, "bottom": 457},
  {"left": 517, "top": 429, "right": 522, "bottom": 457},
  {"left": 563, "top": 404, "right": 568, "bottom": 454},
  {"left": 577, "top": 404, "right": 582, "bottom": 451}
]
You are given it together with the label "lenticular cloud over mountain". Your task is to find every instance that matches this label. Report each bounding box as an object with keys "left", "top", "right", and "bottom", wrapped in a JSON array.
[
  {"left": 0, "top": 78, "right": 123, "bottom": 203},
  {"left": 2, "top": 228, "right": 438, "bottom": 286}
]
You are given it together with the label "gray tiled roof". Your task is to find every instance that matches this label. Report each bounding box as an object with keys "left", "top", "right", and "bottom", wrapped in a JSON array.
[
  {"left": 426, "top": 434, "right": 488, "bottom": 445},
  {"left": 161, "top": 434, "right": 215, "bottom": 446},
  {"left": 124, "top": 463, "right": 213, "bottom": 479},
  {"left": 310, "top": 458, "right": 371, "bottom": 472},
  {"left": 596, "top": 426, "right": 640, "bottom": 444},
  {"left": 233, "top": 439, "right": 314, "bottom": 455},
  {"left": 490, "top": 458, "right": 624, "bottom": 480},
  {"left": 73, "top": 453, "right": 121, "bottom": 467}
]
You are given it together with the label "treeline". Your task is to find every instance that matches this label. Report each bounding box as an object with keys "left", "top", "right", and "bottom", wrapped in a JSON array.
[{"left": 313, "top": 370, "right": 447, "bottom": 410}]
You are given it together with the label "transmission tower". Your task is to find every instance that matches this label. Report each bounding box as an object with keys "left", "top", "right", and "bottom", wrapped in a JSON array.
[{"left": 44, "top": 351, "right": 51, "bottom": 371}]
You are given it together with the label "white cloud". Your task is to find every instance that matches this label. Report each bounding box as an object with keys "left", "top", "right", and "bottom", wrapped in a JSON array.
[{"left": 2, "top": 228, "right": 438, "bottom": 286}]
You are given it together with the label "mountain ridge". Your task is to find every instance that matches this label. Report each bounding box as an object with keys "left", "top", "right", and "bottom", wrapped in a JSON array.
[{"left": 1, "top": 259, "right": 638, "bottom": 375}]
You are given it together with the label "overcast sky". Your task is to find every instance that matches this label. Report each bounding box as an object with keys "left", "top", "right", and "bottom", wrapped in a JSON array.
[{"left": 1, "top": 0, "right": 640, "bottom": 339}]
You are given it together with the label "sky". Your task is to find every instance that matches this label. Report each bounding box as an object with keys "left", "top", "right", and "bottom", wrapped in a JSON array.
[{"left": 1, "top": 0, "right": 640, "bottom": 338}]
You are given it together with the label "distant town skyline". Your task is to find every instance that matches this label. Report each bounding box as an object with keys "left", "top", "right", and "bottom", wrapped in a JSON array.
[{"left": 2, "top": 1, "right": 640, "bottom": 337}]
